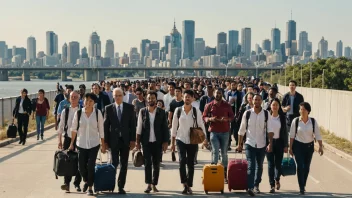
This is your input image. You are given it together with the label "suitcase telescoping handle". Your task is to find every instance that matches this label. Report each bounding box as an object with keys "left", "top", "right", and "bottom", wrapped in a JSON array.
[{"left": 98, "top": 150, "right": 112, "bottom": 165}]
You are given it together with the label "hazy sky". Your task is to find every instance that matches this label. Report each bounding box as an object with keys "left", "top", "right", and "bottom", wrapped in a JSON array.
[{"left": 1, "top": 0, "right": 351, "bottom": 55}]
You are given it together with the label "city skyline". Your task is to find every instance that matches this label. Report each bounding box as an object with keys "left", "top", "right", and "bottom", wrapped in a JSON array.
[{"left": 1, "top": 0, "right": 352, "bottom": 55}]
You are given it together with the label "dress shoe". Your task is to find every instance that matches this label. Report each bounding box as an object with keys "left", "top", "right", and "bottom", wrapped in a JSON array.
[
  {"left": 144, "top": 186, "right": 152, "bottom": 193},
  {"left": 82, "top": 183, "right": 89, "bottom": 193},
  {"left": 118, "top": 188, "right": 126, "bottom": 194}
]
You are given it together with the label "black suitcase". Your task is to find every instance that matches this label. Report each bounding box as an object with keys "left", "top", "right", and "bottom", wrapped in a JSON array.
[
  {"left": 7, "top": 123, "right": 17, "bottom": 138},
  {"left": 53, "top": 150, "right": 79, "bottom": 179}
]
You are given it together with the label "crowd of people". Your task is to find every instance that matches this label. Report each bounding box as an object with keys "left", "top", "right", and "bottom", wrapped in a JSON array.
[{"left": 12, "top": 76, "right": 324, "bottom": 196}]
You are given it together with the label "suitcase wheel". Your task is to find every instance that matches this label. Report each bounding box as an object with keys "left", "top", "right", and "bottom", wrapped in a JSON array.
[
  {"left": 221, "top": 190, "right": 224, "bottom": 194},
  {"left": 205, "top": 190, "right": 208, "bottom": 194}
]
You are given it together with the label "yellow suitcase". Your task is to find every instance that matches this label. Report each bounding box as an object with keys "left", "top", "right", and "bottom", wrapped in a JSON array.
[{"left": 202, "top": 164, "right": 224, "bottom": 194}]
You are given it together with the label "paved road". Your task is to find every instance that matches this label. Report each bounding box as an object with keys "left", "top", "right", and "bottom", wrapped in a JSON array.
[{"left": 0, "top": 128, "right": 352, "bottom": 198}]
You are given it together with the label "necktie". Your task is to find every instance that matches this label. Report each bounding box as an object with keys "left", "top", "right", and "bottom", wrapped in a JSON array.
[{"left": 118, "top": 106, "right": 122, "bottom": 122}]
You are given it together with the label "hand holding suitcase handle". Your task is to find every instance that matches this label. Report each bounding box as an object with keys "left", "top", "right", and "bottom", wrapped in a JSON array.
[{"left": 98, "top": 150, "right": 112, "bottom": 165}]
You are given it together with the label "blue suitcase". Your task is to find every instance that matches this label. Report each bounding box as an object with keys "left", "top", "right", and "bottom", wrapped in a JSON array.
[
  {"left": 281, "top": 156, "right": 296, "bottom": 176},
  {"left": 94, "top": 151, "right": 116, "bottom": 193}
]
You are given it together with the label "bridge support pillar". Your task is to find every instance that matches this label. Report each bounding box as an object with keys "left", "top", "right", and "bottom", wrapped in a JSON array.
[
  {"left": 61, "top": 70, "right": 68, "bottom": 81},
  {"left": 84, "top": 69, "right": 97, "bottom": 81},
  {"left": 97, "top": 70, "right": 105, "bottom": 81},
  {"left": 0, "top": 70, "right": 9, "bottom": 81},
  {"left": 144, "top": 70, "right": 150, "bottom": 79},
  {"left": 22, "top": 70, "right": 30, "bottom": 81}
]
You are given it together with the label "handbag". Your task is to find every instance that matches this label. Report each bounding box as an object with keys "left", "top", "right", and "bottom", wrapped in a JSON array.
[
  {"left": 281, "top": 152, "right": 296, "bottom": 176},
  {"left": 171, "top": 151, "right": 176, "bottom": 162},
  {"left": 132, "top": 149, "right": 144, "bottom": 167},
  {"left": 189, "top": 107, "right": 206, "bottom": 144}
]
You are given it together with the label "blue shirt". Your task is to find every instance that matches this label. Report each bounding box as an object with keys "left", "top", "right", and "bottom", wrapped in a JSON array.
[{"left": 57, "top": 99, "right": 70, "bottom": 115}]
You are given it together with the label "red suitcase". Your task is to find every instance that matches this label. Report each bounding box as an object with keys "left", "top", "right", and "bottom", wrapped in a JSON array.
[{"left": 227, "top": 154, "right": 248, "bottom": 191}]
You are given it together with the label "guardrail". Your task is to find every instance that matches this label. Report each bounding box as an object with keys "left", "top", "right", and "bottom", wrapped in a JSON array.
[{"left": 0, "top": 90, "right": 57, "bottom": 127}]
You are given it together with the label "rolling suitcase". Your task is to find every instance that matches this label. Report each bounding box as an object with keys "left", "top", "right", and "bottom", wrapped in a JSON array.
[
  {"left": 281, "top": 152, "right": 296, "bottom": 176},
  {"left": 7, "top": 122, "right": 17, "bottom": 138},
  {"left": 228, "top": 153, "right": 248, "bottom": 191},
  {"left": 94, "top": 151, "right": 116, "bottom": 193},
  {"left": 202, "top": 164, "right": 224, "bottom": 194},
  {"left": 53, "top": 150, "right": 78, "bottom": 179}
]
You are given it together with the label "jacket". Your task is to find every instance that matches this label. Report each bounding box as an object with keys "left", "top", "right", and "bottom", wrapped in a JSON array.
[
  {"left": 282, "top": 91, "right": 304, "bottom": 118},
  {"left": 13, "top": 96, "right": 32, "bottom": 118}
]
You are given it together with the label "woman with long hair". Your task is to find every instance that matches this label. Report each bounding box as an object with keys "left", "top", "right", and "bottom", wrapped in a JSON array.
[
  {"left": 32, "top": 89, "right": 50, "bottom": 140},
  {"left": 13, "top": 88, "right": 32, "bottom": 145},
  {"left": 266, "top": 98, "right": 288, "bottom": 193}
]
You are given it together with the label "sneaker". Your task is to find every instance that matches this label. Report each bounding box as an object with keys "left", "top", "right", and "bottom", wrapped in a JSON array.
[
  {"left": 41, "top": 136, "right": 44, "bottom": 140},
  {"left": 248, "top": 189, "right": 255, "bottom": 196},
  {"left": 254, "top": 186, "right": 261, "bottom": 194},
  {"left": 87, "top": 189, "right": 93, "bottom": 196},
  {"left": 82, "top": 183, "right": 89, "bottom": 193},
  {"left": 270, "top": 186, "right": 275, "bottom": 193}
]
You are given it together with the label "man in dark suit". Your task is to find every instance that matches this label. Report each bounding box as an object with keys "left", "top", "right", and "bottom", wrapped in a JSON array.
[
  {"left": 92, "top": 83, "right": 111, "bottom": 116},
  {"left": 104, "top": 88, "right": 136, "bottom": 194},
  {"left": 136, "top": 91, "right": 169, "bottom": 193}
]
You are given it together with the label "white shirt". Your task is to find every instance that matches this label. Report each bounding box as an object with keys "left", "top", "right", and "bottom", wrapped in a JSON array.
[
  {"left": 270, "top": 115, "right": 281, "bottom": 139},
  {"left": 19, "top": 98, "right": 24, "bottom": 113},
  {"left": 71, "top": 108, "right": 104, "bottom": 149},
  {"left": 290, "top": 117, "right": 322, "bottom": 143},
  {"left": 136, "top": 107, "right": 156, "bottom": 142},
  {"left": 157, "top": 91, "right": 164, "bottom": 101},
  {"left": 57, "top": 106, "right": 79, "bottom": 138},
  {"left": 191, "top": 101, "right": 200, "bottom": 109},
  {"left": 238, "top": 109, "right": 274, "bottom": 148},
  {"left": 123, "top": 92, "right": 130, "bottom": 103},
  {"left": 115, "top": 102, "right": 123, "bottom": 115},
  {"left": 163, "top": 93, "right": 175, "bottom": 112},
  {"left": 171, "top": 106, "right": 206, "bottom": 144}
]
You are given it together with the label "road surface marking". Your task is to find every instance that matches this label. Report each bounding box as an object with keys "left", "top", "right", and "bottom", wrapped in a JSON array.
[
  {"left": 309, "top": 175, "right": 320, "bottom": 184},
  {"left": 323, "top": 155, "right": 352, "bottom": 176}
]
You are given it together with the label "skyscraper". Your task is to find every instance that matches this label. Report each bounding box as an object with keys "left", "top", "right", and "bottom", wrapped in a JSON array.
[
  {"left": 0, "top": 41, "right": 7, "bottom": 59},
  {"left": 217, "top": 32, "right": 227, "bottom": 56},
  {"left": 140, "top": 39, "right": 151, "bottom": 63},
  {"left": 62, "top": 43, "right": 68, "bottom": 63},
  {"left": 336, "top": 40, "right": 343, "bottom": 58},
  {"left": 81, "top": 47, "right": 88, "bottom": 58},
  {"left": 255, "top": 44, "right": 262, "bottom": 55},
  {"left": 262, "top": 39, "right": 271, "bottom": 52},
  {"left": 318, "top": 37, "right": 328, "bottom": 59},
  {"left": 164, "top": 36, "right": 171, "bottom": 54},
  {"left": 194, "top": 38, "right": 205, "bottom": 60},
  {"left": 26, "top": 36, "right": 36, "bottom": 62},
  {"left": 105, "top": 39, "right": 114, "bottom": 58},
  {"left": 68, "top": 41, "right": 80, "bottom": 64},
  {"left": 271, "top": 28, "right": 281, "bottom": 51},
  {"left": 286, "top": 20, "right": 296, "bottom": 49},
  {"left": 241, "top": 28, "right": 252, "bottom": 58},
  {"left": 182, "top": 20, "right": 195, "bottom": 59},
  {"left": 12, "top": 46, "right": 26, "bottom": 63},
  {"left": 298, "top": 31, "right": 308, "bottom": 56},
  {"left": 169, "top": 21, "right": 182, "bottom": 66},
  {"left": 228, "top": 30, "right": 239, "bottom": 59},
  {"left": 344, "top": 46, "right": 351, "bottom": 58},
  {"left": 88, "top": 32, "right": 101, "bottom": 57},
  {"left": 46, "top": 31, "right": 58, "bottom": 56}
]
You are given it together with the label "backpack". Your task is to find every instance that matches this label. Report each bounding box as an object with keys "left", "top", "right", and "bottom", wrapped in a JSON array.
[
  {"left": 76, "top": 108, "right": 99, "bottom": 131},
  {"left": 245, "top": 110, "right": 269, "bottom": 146},
  {"left": 176, "top": 106, "right": 197, "bottom": 130},
  {"left": 295, "top": 117, "right": 316, "bottom": 141}
]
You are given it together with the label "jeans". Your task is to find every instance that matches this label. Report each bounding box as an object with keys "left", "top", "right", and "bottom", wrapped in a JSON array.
[
  {"left": 17, "top": 113, "right": 29, "bottom": 140},
  {"left": 266, "top": 139, "right": 284, "bottom": 187},
  {"left": 176, "top": 140, "right": 198, "bottom": 187},
  {"left": 245, "top": 144, "right": 266, "bottom": 189},
  {"left": 293, "top": 140, "right": 314, "bottom": 191},
  {"left": 210, "top": 132, "right": 229, "bottom": 167},
  {"left": 77, "top": 145, "right": 100, "bottom": 187},
  {"left": 36, "top": 116, "right": 46, "bottom": 136},
  {"left": 142, "top": 142, "right": 162, "bottom": 185}
]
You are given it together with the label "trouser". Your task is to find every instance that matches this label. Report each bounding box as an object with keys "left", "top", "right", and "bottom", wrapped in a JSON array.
[
  {"left": 17, "top": 113, "right": 29, "bottom": 141},
  {"left": 63, "top": 136, "right": 82, "bottom": 186},
  {"left": 176, "top": 140, "right": 198, "bottom": 187},
  {"left": 210, "top": 132, "right": 229, "bottom": 168},
  {"left": 266, "top": 139, "right": 284, "bottom": 187},
  {"left": 111, "top": 138, "right": 130, "bottom": 189},
  {"left": 293, "top": 140, "right": 314, "bottom": 191},
  {"left": 36, "top": 116, "right": 46, "bottom": 136},
  {"left": 77, "top": 145, "right": 100, "bottom": 187},
  {"left": 142, "top": 142, "right": 162, "bottom": 185},
  {"left": 245, "top": 144, "right": 266, "bottom": 189}
]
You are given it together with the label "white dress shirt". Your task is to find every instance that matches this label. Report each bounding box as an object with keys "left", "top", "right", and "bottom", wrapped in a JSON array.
[
  {"left": 115, "top": 102, "right": 123, "bottom": 114},
  {"left": 71, "top": 108, "right": 104, "bottom": 149},
  {"left": 270, "top": 115, "right": 281, "bottom": 139},
  {"left": 171, "top": 106, "right": 206, "bottom": 144},
  {"left": 57, "top": 106, "right": 79, "bottom": 138},
  {"left": 238, "top": 109, "right": 273, "bottom": 148},
  {"left": 136, "top": 107, "right": 156, "bottom": 142},
  {"left": 19, "top": 98, "right": 24, "bottom": 113},
  {"left": 123, "top": 92, "right": 130, "bottom": 103},
  {"left": 164, "top": 93, "right": 175, "bottom": 112},
  {"left": 290, "top": 117, "right": 322, "bottom": 143}
]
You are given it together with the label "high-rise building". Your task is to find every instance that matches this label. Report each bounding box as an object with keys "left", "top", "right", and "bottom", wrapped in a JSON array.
[
  {"left": 105, "top": 39, "right": 114, "bottom": 58},
  {"left": 217, "top": 32, "right": 227, "bottom": 56},
  {"left": 81, "top": 47, "right": 88, "bottom": 58},
  {"left": 46, "top": 31, "right": 58, "bottom": 56},
  {"left": 328, "top": 50, "right": 335, "bottom": 58},
  {"left": 129, "top": 47, "right": 140, "bottom": 64},
  {"left": 262, "top": 39, "right": 271, "bottom": 52},
  {"left": 291, "top": 40, "right": 298, "bottom": 55},
  {"left": 26, "top": 36, "right": 36, "bottom": 62},
  {"left": 164, "top": 36, "right": 171, "bottom": 54},
  {"left": 169, "top": 21, "right": 182, "bottom": 65},
  {"left": 204, "top": 46, "right": 216, "bottom": 56},
  {"left": 140, "top": 39, "right": 151, "bottom": 63},
  {"left": 298, "top": 31, "right": 308, "bottom": 56},
  {"left": 0, "top": 41, "right": 7, "bottom": 59},
  {"left": 182, "top": 20, "right": 195, "bottom": 59},
  {"left": 194, "top": 38, "right": 205, "bottom": 60},
  {"left": 241, "top": 28, "right": 252, "bottom": 58},
  {"left": 68, "top": 41, "right": 80, "bottom": 64},
  {"left": 62, "top": 43, "right": 68, "bottom": 63},
  {"left": 88, "top": 32, "right": 101, "bottom": 57},
  {"left": 286, "top": 20, "right": 296, "bottom": 49},
  {"left": 271, "top": 28, "right": 281, "bottom": 51},
  {"left": 280, "top": 43, "right": 287, "bottom": 62},
  {"left": 344, "top": 46, "right": 351, "bottom": 58},
  {"left": 306, "top": 42, "right": 312, "bottom": 57},
  {"left": 255, "top": 44, "right": 262, "bottom": 55},
  {"left": 318, "top": 37, "right": 328, "bottom": 59},
  {"left": 12, "top": 46, "right": 26, "bottom": 63},
  {"left": 336, "top": 40, "right": 343, "bottom": 58},
  {"left": 228, "top": 30, "right": 239, "bottom": 59}
]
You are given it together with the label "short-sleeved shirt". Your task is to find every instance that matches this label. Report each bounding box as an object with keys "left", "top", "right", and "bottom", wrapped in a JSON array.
[
  {"left": 54, "top": 94, "right": 65, "bottom": 115},
  {"left": 169, "top": 99, "right": 184, "bottom": 113}
]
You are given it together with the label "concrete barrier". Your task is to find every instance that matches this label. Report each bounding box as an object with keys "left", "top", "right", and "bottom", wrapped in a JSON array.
[{"left": 278, "top": 85, "right": 352, "bottom": 141}]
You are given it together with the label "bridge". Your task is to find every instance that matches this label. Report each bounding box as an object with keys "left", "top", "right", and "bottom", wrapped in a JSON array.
[{"left": 0, "top": 66, "right": 282, "bottom": 81}]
